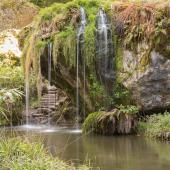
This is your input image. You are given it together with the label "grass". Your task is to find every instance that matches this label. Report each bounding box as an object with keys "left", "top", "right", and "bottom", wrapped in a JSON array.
[
  {"left": 138, "top": 112, "right": 170, "bottom": 140},
  {"left": 0, "top": 137, "right": 90, "bottom": 170}
]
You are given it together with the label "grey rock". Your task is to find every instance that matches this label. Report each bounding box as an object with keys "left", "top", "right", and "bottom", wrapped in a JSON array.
[{"left": 121, "top": 43, "right": 170, "bottom": 111}]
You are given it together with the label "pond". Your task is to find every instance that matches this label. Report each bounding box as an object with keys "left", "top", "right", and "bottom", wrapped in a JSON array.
[{"left": 2, "top": 125, "right": 170, "bottom": 170}]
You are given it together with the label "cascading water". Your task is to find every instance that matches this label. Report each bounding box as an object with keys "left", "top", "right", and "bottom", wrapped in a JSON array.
[
  {"left": 76, "top": 7, "right": 87, "bottom": 126},
  {"left": 25, "top": 76, "right": 29, "bottom": 125},
  {"left": 48, "top": 43, "right": 52, "bottom": 86},
  {"left": 95, "top": 8, "right": 114, "bottom": 94},
  {"left": 47, "top": 42, "right": 52, "bottom": 126}
]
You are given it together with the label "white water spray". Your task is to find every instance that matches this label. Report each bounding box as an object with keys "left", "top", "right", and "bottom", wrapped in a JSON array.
[{"left": 97, "top": 9, "right": 108, "bottom": 83}]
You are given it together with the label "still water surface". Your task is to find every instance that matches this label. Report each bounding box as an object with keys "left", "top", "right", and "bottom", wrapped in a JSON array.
[{"left": 2, "top": 125, "right": 170, "bottom": 170}]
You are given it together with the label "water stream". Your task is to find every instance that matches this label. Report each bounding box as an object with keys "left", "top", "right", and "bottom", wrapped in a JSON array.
[
  {"left": 96, "top": 8, "right": 114, "bottom": 95},
  {"left": 76, "top": 7, "right": 86, "bottom": 125},
  {"left": 25, "top": 76, "right": 29, "bottom": 125},
  {"left": 96, "top": 8, "right": 108, "bottom": 85},
  {"left": 47, "top": 43, "right": 52, "bottom": 126}
]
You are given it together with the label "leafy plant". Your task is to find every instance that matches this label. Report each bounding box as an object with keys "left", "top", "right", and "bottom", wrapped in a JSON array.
[
  {"left": 146, "top": 112, "right": 170, "bottom": 138},
  {"left": 117, "top": 104, "right": 139, "bottom": 115},
  {"left": 138, "top": 112, "right": 170, "bottom": 140},
  {"left": 0, "top": 88, "right": 24, "bottom": 125},
  {"left": 89, "top": 74, "right": 113, "bottom": 110}
]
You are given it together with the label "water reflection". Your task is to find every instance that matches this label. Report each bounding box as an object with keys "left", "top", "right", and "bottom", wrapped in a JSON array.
[{"left": 1, "top": 127, "right": 170, "bottom": 170}]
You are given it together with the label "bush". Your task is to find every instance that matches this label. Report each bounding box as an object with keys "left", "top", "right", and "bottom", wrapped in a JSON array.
[
  {"left": 0, "top": 88, "right": 24, "bottom": 125},
  {"left": 0, "top": 66, "right": 24, "bottom": 89},
  {"left": 138, "top": 112, "right": 170, "bottom": 139},
  {"left": 146, "top": 112, "right": 170, "bottom": 138}
]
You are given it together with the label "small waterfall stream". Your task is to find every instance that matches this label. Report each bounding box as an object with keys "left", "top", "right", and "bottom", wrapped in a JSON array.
[
  {"left": 48, "top": 43, "right": 52, "bottom": 86},
  {"left": 96, "top": 8, "right": 114, "bottom": 94},
  {"left": 25, "top": 76, "right": 30, "bottom": 125},
  {"left": 76, "top": 7, "right": 86, "bottom": 126},
  {"left": 47, "top": 43, "right": 52, "bottom": 126}
]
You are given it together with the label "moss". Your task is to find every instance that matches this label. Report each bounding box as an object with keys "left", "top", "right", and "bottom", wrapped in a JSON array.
[
  {"left": 82, "top": 111, "right": 103, "bottom": 134},
  {"left": 114, "top": 40, "right": 123, "bottom": 72},
  {"left": 139, "top": 49, "right": 151, "bottom": 72},
  {"left": 53, "top": 26, "right": 76, "bottom": 67},
  {"left": 83, "top": 107, "right": 138, "bottom": 135},
  {"left": 84, "top": 24, "right": 95, "bottom": 67}
]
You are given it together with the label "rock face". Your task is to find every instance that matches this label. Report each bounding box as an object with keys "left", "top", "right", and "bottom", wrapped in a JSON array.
[
  {"left": 121, "top": 43, "right": 170, "bottom": 111},
  {"left": 0, "top": 0, "right": 38, "bottom": 32}
]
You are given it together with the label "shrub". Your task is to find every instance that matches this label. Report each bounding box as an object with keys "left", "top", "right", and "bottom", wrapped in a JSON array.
[
  {"left": 145, "top": 112, "right": 170, "bottom": 138},
  {"left": 0, "top": 88, "right": 24, "bottom": 125},
  {"left": 117, "top": 104, "right": 139, "bottom": 115},
  {"left": 0, "top": 66, "right": 24, "bottom": 89},
  {"left": 138, "top": 112, "right": 170, "bottom": 139}
]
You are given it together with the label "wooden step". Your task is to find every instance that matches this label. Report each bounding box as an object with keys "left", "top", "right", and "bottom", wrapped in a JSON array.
[
  {"left": 41, "top": 106, "right": 55, "bottom": 109},
  {"left": 32, "top": 113, "right": 44, "bottom": 117}
]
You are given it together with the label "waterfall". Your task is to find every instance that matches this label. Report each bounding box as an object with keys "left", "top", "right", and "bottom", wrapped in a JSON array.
[
  {"left": 48, "top": 43, "right": 52, "bottom": 86},
  {"left": 96, "top": 8, "right": 114, "bottom": 94},
  {"left": 76, "top": 7, "right": 86, "bottom": 125},
  {"left": 25, "top": 76, "right": 29, "bottom": 125},
  {"left": 47, "top": 43, "right": 52, "bottom": 125}
]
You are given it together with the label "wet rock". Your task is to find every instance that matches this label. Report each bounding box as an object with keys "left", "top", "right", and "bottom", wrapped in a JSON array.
[{"left": 121, "top": 43, "right": 170, "bottom": 111}]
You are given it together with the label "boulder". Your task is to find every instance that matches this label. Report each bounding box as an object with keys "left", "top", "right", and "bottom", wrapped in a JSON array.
[{"left": 121, "top": 43, "right": 170, "bottom": 111}]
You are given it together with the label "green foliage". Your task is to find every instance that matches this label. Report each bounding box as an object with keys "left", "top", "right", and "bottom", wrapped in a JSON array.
[
  {"left": 29, "top": 0, "right": 71, "bottom": 7},
  {"left": 0, "top": 66, "right": 24, "bottom": 89},
  {"left": 0, "top": 137, "right": 88, "bottom": 170},
  {"left": 153, "top": 10, "right": 170, "bottom": 58},
  {"left": 113, "top": 83, "right": 130, "bottom": 104},
  {"left": 84, "top": 24, "right": 95, "bottom": 67},
  {"left": 0, "top": 53, "right": 20, "bottom": 67},
  {"left": 137, "top": 121, "right": 147, "bottom": 134},
  {"left": 89, "top": 74, "right": 113, "bottom": 110},
  {"left": 117, "top": 104, "right": 139, "bottom": 115},
  {"left": 83, "top": 107, "right": 137, "bottom": 135},
  {"left": 146, "top": 112, "right": 170, "bottom": 138},
  {"left": 82, "top": 111, "right": 102, "bottom": 134},
  {"left": 0, "top": 88, "right": 24, "bottom": 125},
  {"left": 53, "top": 26, "right": 76, "bottom": 67},
  {"left": 0, "top": 66, "right": 25, "bottom": 125},
  {"left": 138, "top": 112, "right": 170, "bottom": 139}
]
